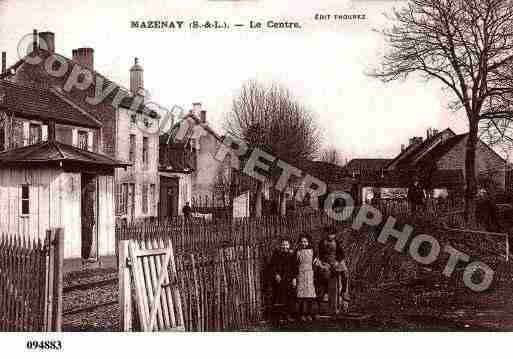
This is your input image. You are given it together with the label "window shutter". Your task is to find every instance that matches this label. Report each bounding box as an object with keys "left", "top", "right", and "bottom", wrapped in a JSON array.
[
  {"left": 72, "top": 128, "right": 78, "bottom": 147},
  {"left": 42, "top": 125, "right": 48, "bottom": 141},
  {"left": 22, "top": 121, "right": 29, "bottom": 146},
  {"left": 87, "top": 131, "right": 93, "bottom": 152}
]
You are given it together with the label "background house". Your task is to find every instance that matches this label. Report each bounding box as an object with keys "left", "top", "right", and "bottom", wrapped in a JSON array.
[
  {"left": 386, "top": 128, "right": 507, "bottom": 194},
  {"left": 159, "top": 103, "right": 243, "bottom": 219},
  {"left": 341, "top": 128, "right": 506, "bottom": 204},
  {"left": 1, "top": 30, "right": 160, "bottom": 224}
]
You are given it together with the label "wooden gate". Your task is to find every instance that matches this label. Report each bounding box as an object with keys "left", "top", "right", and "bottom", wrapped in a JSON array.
[{"left": 124, "top": 240, "right": 185, "bottom": 331}]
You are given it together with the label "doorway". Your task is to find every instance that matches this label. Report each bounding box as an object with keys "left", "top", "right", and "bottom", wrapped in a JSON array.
[
  {"left": 81, "top": 173, "right": 98, "bottom": 260},
  {"left": 159, "top": 177, "right": 179, "bottom": 218}
]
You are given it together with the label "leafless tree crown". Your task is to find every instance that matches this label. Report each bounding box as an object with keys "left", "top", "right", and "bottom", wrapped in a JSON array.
[
  {"left": 370, "top": 0, "right": 513, "bottom": 214},
  {"left": 225, "top": 80, "right": 321, "bottom": 165}
]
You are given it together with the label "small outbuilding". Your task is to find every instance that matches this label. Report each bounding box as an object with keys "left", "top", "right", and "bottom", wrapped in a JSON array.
[{"left": 0, "top": 124, "right": 128, "bottom": 259}]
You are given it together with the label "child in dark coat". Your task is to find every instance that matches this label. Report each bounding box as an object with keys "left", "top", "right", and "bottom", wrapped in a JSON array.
[{"left": 269, "top": 238, "right": 295, "bottom": 323}]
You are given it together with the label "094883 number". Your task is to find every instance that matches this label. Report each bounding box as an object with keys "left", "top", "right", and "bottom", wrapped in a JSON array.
[{"left": 26, "top": 340, "right": 62, "bottom": 350}]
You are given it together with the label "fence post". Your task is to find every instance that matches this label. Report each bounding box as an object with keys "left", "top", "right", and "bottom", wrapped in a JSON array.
[
  {"left": 118, "top": 236, "right": 132, "bottom": 331},
  {"left": 506, "top": 234, "right": 509, "bottom": 262},
  {"left": 52, "top": 228, "right": 64, "bottom": 332},
  {"left": 44, "top": 230, "right": 54, "bottom": 332}
]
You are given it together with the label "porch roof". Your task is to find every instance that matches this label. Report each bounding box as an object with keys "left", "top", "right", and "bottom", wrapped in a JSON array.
[{"left": 0, "top": 140, "right": 130, "bottom": 171}]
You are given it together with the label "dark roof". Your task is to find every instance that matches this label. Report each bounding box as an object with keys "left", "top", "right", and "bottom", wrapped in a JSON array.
[
  {"left": 1, "top": 49, "right": 159, "bottom": 119},
  {"left": 345, "top": 158, "right": 391, "bottom": 171},
  {"left": 159, "top": 144, "right": 195, "bottom": 173},
  {"left": 387, "top": 128, "right": 456, "bottom": 169},
  {"left": 299, "top": 160, "right": 348, "bottom": 183},
  {"left": 0, "top": 80, "right": 101, "bottom": 128},
  {"left": 166, "top": 111, "right": 222, "bottom": 143},
  {"left": 416, "top": 133, "right": 468, "bottom": 166},
  {"left": 389, "top": 128, "right": 506, "bottom": 171},
  {"left": 0, "top": 140, "right": 129, "bottom": 169}
]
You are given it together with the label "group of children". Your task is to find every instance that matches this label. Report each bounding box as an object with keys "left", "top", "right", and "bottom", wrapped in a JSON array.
[{"left": 268, "top": 226, "right": 350, "bottom": 323}]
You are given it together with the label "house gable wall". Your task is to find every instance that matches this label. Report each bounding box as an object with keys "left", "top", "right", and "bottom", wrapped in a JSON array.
[{"left": 436, "top": 137, "right": 506, "bottom": 189}]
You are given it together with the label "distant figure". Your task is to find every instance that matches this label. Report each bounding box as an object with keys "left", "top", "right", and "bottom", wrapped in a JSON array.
[
  {"left": 477, "top": 189, "right": 499, "bottom": 232},
  {"left": 182, "top": 201, "right": 192, "bottom": 220},
  {"left": 269, "top": 239, "right": 295, "bottom": 324},
  {"left": 408, "top": 180, "right": 426, "bottom": 214}
]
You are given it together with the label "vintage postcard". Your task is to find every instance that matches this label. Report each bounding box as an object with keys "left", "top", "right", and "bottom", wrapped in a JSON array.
[{"left": 0, "top": 0, "right": 512, "bottom": 356}]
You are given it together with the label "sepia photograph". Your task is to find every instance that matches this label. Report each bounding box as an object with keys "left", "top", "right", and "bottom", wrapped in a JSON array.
[{"left": 0, "top": 0, "right": 512, "bottom": 356}]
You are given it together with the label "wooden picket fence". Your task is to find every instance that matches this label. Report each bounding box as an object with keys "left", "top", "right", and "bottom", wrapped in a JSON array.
[
  {"left": 117, "top": 212, "right": 336, "bottom": 331},
  {"left": 117, "top": 207, "right": 510, "bottom": 331},
  {"left": 0, "top": 228, "right": 64, "bottom": 332},
  {"left": 373, "top": 198, "right": 464, "bottom": 219}
]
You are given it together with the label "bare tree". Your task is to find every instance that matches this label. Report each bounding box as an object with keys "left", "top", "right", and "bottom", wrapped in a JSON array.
[
  {"left": 371, "top": 0, "right": 513, "bottom": 220},
  {"left": 319, "top": 146, "right": 346, "bottom": 166},
  {"left": 225, "top": 80, "right": 321, "bottom": 217}
]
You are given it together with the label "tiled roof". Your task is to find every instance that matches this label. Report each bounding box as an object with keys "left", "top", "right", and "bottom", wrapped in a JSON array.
[
  {"left": 0, "top": 80, "right": 101, "bottom": 128},
  {"left": 0, "top": 140, "right": 129, "bottom": 168},
  {"left": 387, "top": 128, "right": 456, "bottom": 169},
  {"left": 345, "top": 158, "right": 391, "bottom": 171},
  {"left": 167, "top": 112, "right": 222, "bottom": 143},
  {"left": 416, "top": 134, "right": 468, "bottom": 166},
  {"left": 299, "top": 160, "right": 348, "bottom": 183},
  {"left": 1, "top": 50, "right": 159, "bottom": 119}
]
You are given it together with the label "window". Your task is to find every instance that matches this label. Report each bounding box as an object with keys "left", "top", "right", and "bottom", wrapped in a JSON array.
[
  {"left": 116, "top": 183, "right": 128, "bottom": 215},
  {"left": 0, "top": 125, "right": 4, "bottom": 151},
  {"left": 129, "top": 135, "right": 136, "bottom": 162},
  {"left": 21, "top": 185, "right": 29, "bottom": 215},
  {"left": 142, "top": 183, "right": 148, "bottom": 214},
  {"left": 29, "top": 124, "right": 42, "bottom": 145},
  {"left": 130, "top": 114, "right": 137, "bottom": 124},
  {"left": 150, "top": 184, "right": 156, "bottom": 215},
  {"left": 56, "top": 127, "right": 72, "bottom": 145},
  {"left": 142, "top": 137, "right": 149, "bottom": 166},
  {"left": 78, "top": 130, "right": 88, "bottom": 150}
]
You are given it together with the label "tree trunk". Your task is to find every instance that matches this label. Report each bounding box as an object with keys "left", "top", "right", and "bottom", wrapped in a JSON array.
[
  {"left": 254, "top": 182, "right": 263, "bottom": 218},
  {"left": 464, "top": 120, "right": 479, "bottom": 224}
]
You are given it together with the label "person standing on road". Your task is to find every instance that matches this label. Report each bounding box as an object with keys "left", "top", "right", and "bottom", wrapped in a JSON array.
[
  {"left": 408, "top": 179, "right": 426, "bottom": 214},
  {"left": 182, "top": 201, "right": 192, "bottom": 222}
]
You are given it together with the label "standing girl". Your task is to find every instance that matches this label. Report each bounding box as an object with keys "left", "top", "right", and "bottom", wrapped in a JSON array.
[{"left": 294, "top": 233, "right": 317, "bottom": 321}]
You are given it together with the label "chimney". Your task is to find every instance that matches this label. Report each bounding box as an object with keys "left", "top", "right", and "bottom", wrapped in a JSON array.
[
  {"left": 47, "top": 121, "right": 56, "bottom": 143},
  {"left": 401, "top": 144, "right": 406, "bottom": 152},
  {"left": 409, "top": 136, "right": 423, "bottom": 146},
  {"left": 200, "top": 110, "right": 206, "bottom": 123},
  {"left": 130, "top": 57, "right": 144, "bottom": 96},
  {"left": 1, "top": 52, "right": 6, "bottom": 74},
  {"left": 192, "top": 102, "right": 202, "bottom": 119},
  {"left": 32, "top": 29, "right": 38, "bottom": 53},
  {"left": 432, "top": 129, "right": 439, "bottom": 137},
  {"left": 72, "top": 47, "right": 94, "bottom": 70},
  {"left": 426, "top": 127, "right": 432, "bottom": 139},
  {"left": 38, "top": 32, "right": 55, "bottom": 53}
]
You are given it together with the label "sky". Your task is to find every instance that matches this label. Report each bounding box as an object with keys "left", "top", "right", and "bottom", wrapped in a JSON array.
[{"left": 0, "top": 0, "right": 483, "bottom": 160}]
